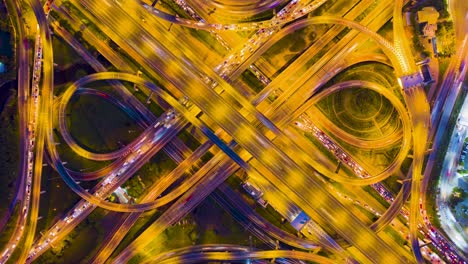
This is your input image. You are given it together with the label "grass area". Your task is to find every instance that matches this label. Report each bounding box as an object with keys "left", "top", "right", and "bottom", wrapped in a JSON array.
[
  {"left": 363, "top": 185, "right": 389, "bottom": 207},
  {"left": 253, "top": 202, "right": 298, "bottom": 236},
  {"left": 37, "top": 166, "right": 81, "bottom": 232},
  {"left": 0, "top": 3, "right": 12, "bottom": 32},
  {"left": 59, "top": 224, "right": 100, "bottom": 262},
  {"left": 193, "top": 197, "right": 255, "bottom": 245},
  {"left": 186, "top": 28, "right": 228, "bottom": 57},
  {"left": 243, "top": 8, "right": 276, "bottom": 22},
  {"left": 319, "top": 88, "right": 393, "bottom": 132},
  {"left": 382, "top": 175, "right": 404, "bottom": 196},
  {"left": 302, "top": 131, "right": 356, "bottom": 178},
  {"left": 225, "top": 175, "right": 299, "bottom": 236},
  {"left": 437, "top": 57, "right": 451, "bottom": 82},
  {"left": 54, "top": 80, "right": 158, "bottom": 174},
  {"left": 311, "top": 0, "right": 338, "bottom": 16},
  {"left": 119, "top": 196, "right": 257, "bottom": 263},
  {"left": 327, "top": 62, "right": 398, "bottom": 90},
  {"left": 0, "top": 204, "right": 19, "bottom": 249},
  {"left": 36, "top": 209, "right": 106, "bottom": 264},
  {"left": 354, "top": 0, "right": 379, "bottom": 22},
  {"left": 0, "top": 90, "right": 19, "bottom": 214},
  {"left": 123, "top": 151, "right": 177, "bottom": 200},
  {"left": 54, "top": 1, "right": 173, "bottom": 109},
  {"left": 400, "top": 157, "right": 413, "bottom": 175},
  {"left": 127, "top": 196, "right": 259, "bottom": 264},
  {"left": 53, "top": 63, "right": 95, "bottom": 90},
  {"left": 310, "top": 62, "right": 404, "bottom": 177},
  {"left": 437, "top": 21, "right": 456, "bottom": 58},
  {"left": 52, "top": 36, "right": 83, "bottom": 67},
  {"left": 81, "top": 81, "right": 166, "bottom": 118},
  {"left": 240, "top": 69, "right": 265, "bottom": 94},
  {"left": 354, "top": 203, "right": 376, "bottom": 222},
  {"left": 122, "top": 161, "right": 161, "bottom": 200},
  {"left": 263, "top": 25, "right": 329, "bottom": 76},
  {"left": 200, "top": 151, "right": 214, "bottom": 164},
  {"left": 66, "top": 93, "right": 143, "bottom": 154},
  {"left": 384, "top": 226, "right": 407, "bottom": 246},
  {"left": 303, "top": 40, "right": 335, "bottom": 70},
  {"left": 156, "top": 0, "right": 227, "bottom": 56},
  {"left": 54, "top": 127, "right": 111, "bottom": 172},
  {"left": 115, "top": 178, "right": 267, "bottom": 263},
  {"left": 108, "top": 208, "right": 163, "bottom": 261},
  {"left": 334, "top": 27, "right": 351, "bottom": 42},
  {"left": 177, "top": 129, "right": 201, "bottom": 151},
  {"left": 152, "top": 150, "right": 178, "bottom": 172},
  {"left": 130, "top": 88, "right": 166, "bottom": 117},
  {"left": 376, "top": 20, "right": 394, "bottom": 44},
  {"left": 225, "top": 173, "right": 244, "bottom": 187}
]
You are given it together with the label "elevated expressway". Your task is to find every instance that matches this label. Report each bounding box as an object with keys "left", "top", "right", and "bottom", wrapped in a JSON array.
[
  {"left": 29, "top": 71, "right": 350, "bottom": 262},
  {"left": 0, "top": 0, "right": 33, "bottom": 261},
  {"left": 103, "top": 69, "right": 410, "bottom": 262},
  {"left": 219, "top": 0, "right": 464, "bottom": 260},
  {"left": 182, "top": 0, "right": 290, "bottom": 21},
  {"left": 142, "top": 245, "right": 335, "bottom": 264},
  {"left": 44, "top": 1, "right": 416, "bottom": 262},
  {"left": 140, "top": 0, "right": 327, "bottom": 31},
  {"left": 63, "top": 3, "right": 392, "bottom": 260},
  {"left": 154, "top": 131, "right": 325, "bottom": 252},
  {"left": 86, "top": 129, "right": 323, "bottom": 264},
  {"left": 94, "top": 1, "right": 424, "bottom": 260},
  {"left": 66, "top": 0, "right": 398, "bottom": 221},
  {"left": 2, "top": 0, "right": 441, "bottom": 263},
  {"left": 3, "top": 0, "right": 57, "bottom": 262},
  {"left": 422, "top": 0, "right": 468, "bottom": 260},
  {"left": 33, "top": 31, "right": 412, "bottom": 262},
  {"left": 51, "top": 57, "right": 402, "bottom": 264},
  {"left": 26, "top": 0, "right": 332, "bottom": 260},
  {"left": 392, "top": 0, "right": 430, "bottom": 262},
  {"left": 42, "top": 4, "right": 420, "bottom": 258}
]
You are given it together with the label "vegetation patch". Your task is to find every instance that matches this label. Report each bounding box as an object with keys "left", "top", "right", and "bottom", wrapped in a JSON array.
[
  {"left": 0, "top": 90, "right": 19, "bottom": 214},
  {"left": 66, "top": 93, "right": 143, "bottom": 154}
]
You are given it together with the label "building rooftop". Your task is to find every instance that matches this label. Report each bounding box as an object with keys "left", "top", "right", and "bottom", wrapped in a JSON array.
[{"left": 417, "top": 7, "right": 440, "bottom": 25}]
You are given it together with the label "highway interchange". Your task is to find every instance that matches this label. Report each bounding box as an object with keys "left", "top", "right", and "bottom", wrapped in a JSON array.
[{"left": 0, "top": 0, "right": 468, "bottom": 263}]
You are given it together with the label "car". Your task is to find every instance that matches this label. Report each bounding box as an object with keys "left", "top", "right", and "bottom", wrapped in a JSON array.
[{"left": 184, "top": 195, "right": 193, "bottom": 203}]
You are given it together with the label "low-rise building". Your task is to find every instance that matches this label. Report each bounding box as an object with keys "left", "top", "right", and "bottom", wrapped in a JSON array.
[{"left": 417, "top": 7, "right": 440, "bottom": 38}]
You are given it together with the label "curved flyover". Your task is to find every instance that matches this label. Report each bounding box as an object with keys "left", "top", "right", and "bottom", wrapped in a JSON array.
[
  {"left": 49, "top": 72, "right": 250, "bottom": 213},
  {"left": 58, "top": 88, "right": 152, "bottom": 161},
  {"left": 140, "top": 0, "right": 327, "bottom": 31},
  {"left": 291, "top": 80, "right": 412, "bottom": 185},
  {"left": 143, "top": 245, "right": 336, "bottom": 264}
]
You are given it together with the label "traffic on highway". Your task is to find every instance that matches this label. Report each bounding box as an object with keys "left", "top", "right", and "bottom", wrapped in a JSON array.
[{"left": 0, "top": 0, "right": 467, "bottom": 263}]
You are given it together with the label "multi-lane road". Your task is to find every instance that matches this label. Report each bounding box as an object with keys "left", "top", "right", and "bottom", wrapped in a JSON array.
[{"left": 2, "top": 0, "right": 468, "bottom": 263}]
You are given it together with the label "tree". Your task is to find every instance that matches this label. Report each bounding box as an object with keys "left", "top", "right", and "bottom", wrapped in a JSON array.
[
  {"left": 449, "top": 187, "right": 466, "bottom": 207},
  {"left": 73, "top": 31, "right": 82, "bottom": 41}
]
